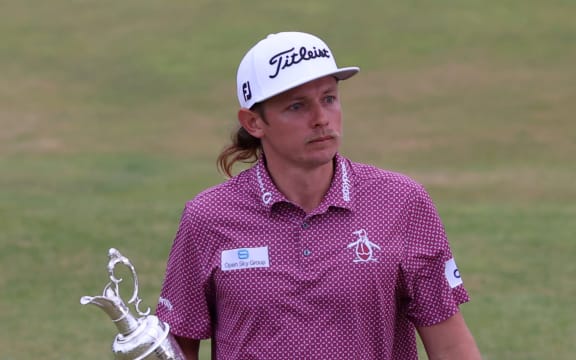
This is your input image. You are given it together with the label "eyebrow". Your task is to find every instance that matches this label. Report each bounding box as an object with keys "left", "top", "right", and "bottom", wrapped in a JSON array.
[
  {"left": 323, "top": 84, "right": 339, "bottom": 94},
  {"left": 287, "top": 84, "right": 339, "bottom": 100}
]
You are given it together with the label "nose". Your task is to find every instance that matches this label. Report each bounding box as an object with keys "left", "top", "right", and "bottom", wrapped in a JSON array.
[{"left": 311, "top": 102, "right": 329, "bottom": 128}]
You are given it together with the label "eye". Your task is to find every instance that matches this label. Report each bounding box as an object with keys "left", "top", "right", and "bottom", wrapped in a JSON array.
[
  {"left": 287, "top": 102, "right": 303, "bottom": 111},
  {"left": 324, "top": 95, "right": 337, "bottom": 104}
]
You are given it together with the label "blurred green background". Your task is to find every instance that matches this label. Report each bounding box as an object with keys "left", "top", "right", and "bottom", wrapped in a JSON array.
[{"left": 1, "top": 0, "right": 574, "bottom": 359}]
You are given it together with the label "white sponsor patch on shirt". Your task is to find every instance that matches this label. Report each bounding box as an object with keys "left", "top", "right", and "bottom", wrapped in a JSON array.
[
  {"left": 221, "top": 246, "right": 270, "bottom": 272},
  {"left": 444, "top": 258, "right": 463, "bottom": 288}
]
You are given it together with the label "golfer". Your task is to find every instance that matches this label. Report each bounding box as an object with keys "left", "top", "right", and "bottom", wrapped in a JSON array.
[{"left": 156, "top": 31, "right": 481, "bottom": 359}]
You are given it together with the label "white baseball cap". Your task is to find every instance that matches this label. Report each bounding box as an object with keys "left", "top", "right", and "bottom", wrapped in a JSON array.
[{"left": 236, "top": 32, "right": 360, "bottom": 109}]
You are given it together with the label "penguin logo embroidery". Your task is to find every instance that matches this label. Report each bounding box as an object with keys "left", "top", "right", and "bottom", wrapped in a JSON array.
[{"left": 347, "top": 229, "right": 381, "bottom": 262}]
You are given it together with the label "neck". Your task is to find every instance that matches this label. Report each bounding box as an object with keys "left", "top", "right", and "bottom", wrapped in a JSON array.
[{"left": 265, "top": 158, "right": 335, "bottom": 213}]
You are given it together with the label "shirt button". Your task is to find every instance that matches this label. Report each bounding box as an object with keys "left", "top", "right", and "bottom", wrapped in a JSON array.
[
  {"left": 301, "top": 222, "right": 309, "bottom": 229},
  {"left": 303, "top": 249, "right": 312, "bottom": 257}
]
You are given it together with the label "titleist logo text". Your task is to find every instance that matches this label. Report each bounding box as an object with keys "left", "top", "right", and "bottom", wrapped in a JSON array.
[{"left": 268, "top": 46, "right": 331, "bottom": 79}]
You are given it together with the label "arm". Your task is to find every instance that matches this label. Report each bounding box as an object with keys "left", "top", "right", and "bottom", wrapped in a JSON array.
[
  {"left": 417, "top": 312, "right": 481, "bottom": 360},
  {"left": 175, "top": 336, "right": 200, "bottom": 360}
]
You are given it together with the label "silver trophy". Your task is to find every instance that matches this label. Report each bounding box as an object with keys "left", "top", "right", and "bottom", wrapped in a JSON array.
[{"left": 80, "top": 248, "right": 185, "bottom": 360}]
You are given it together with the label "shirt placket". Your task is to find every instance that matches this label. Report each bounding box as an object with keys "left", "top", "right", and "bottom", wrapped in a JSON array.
[{"left": 297, "top": 215, "right": 317, "bottom": 272}]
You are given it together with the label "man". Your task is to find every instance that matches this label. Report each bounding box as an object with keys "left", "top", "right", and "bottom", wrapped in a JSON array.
[{"left": 156, "top": 31, "right": 481, "bottom": 359}]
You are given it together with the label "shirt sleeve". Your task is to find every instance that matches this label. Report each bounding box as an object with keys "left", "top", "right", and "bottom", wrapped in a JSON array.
[
  {"left": 155, "top": 201, "right": 214, "bottom": 339},
  {"left": 400, "top": 185, "right": 470, "bottom": 327}
]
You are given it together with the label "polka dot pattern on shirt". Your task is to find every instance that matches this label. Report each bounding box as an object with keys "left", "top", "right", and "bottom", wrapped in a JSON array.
[{"left": 156, "top": 154, "right": 470, "bottom": 359}]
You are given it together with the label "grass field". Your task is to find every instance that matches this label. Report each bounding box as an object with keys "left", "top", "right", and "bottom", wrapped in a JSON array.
[{"left": 1, "top": 0, "right": 575, "bottom": 359}]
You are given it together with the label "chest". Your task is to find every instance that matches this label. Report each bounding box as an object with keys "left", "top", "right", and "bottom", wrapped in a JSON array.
[{"left": 208, "top": 206, "right": 408, "bottom": 311}]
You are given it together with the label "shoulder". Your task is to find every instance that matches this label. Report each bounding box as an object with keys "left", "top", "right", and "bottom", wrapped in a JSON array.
[
  {"left": 182, "top": 169, "right": 254, "bottom": 219},
  {"left": 346, "top": 158, "right": 426, "bottom": 197}
]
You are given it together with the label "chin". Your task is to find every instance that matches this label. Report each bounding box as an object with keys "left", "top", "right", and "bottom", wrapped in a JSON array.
[{"left": 306, "top": 149, "right": 338, "bottom": 167}]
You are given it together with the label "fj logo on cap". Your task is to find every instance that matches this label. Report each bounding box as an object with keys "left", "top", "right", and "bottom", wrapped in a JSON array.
[
  {"left": 268, "top": 46, "right": 331, "bottom": 79},
  {"left": 242, "top": 81, "right": 252, "bottom": 101}
]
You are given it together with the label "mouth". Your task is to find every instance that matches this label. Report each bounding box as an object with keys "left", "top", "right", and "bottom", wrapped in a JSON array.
[
  {"left": 308, "top": 136, "right": 334, "bottom": 144},
  {"left": 307, "top": 131, "right": 339, "bottom": 144}
]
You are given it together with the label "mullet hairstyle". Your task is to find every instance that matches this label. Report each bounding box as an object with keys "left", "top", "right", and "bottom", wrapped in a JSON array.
[{"left": 216, "top": 104, "right": 267, "bottom": 178}]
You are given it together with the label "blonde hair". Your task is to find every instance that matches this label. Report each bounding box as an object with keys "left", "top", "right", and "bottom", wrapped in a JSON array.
[
  {"left": 216, "top": 104, "right": 267, "bottom": 177},
  {"left": 216, "top": 126, "right": 262, "bottom": 178}
]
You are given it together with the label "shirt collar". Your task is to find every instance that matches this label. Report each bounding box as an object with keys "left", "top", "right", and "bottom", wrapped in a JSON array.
[
  {"left": 250, "top": 157, "right": 286, "bottom": 211},
  {"left": 249, "top": 153, "right": 354, "bottom": 213},
  {"left": 319, "top": 153, "right": 354, "bottom": 212}
]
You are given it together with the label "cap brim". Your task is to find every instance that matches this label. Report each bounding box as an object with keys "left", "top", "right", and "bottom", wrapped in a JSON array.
[
  {"left": 250, "top": 66, "right": 360, "bottom": 107},
  {"left": 332, "top": 66, "right": 360, "bottom": 81}
]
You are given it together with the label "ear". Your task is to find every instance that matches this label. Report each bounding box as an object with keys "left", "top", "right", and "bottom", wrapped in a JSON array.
[{"left": 238, "top": 108, "right": 265, "bottom": 139}]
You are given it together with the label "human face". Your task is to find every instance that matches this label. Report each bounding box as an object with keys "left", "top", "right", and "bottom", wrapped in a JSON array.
[{"left": 258, "top": 76, "right": 342, "bottom": 171}]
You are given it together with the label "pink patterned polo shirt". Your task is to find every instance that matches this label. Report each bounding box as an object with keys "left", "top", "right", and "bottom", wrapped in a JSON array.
[{"left": 156, "top": 153, "right": 470, "bottom": 359}]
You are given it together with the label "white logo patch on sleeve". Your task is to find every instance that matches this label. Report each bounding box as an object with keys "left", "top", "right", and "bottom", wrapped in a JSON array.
[
  {"left": 444, "top": 258, "right": 463, "bottom": 288},
  {"left": 221, "top": 246, "right": 270, "bottom": 271}
]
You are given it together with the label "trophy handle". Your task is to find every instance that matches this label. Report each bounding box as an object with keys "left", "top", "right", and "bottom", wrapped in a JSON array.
[{"left": 106, "top": 248, "right": 150, "bottom": 316}]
